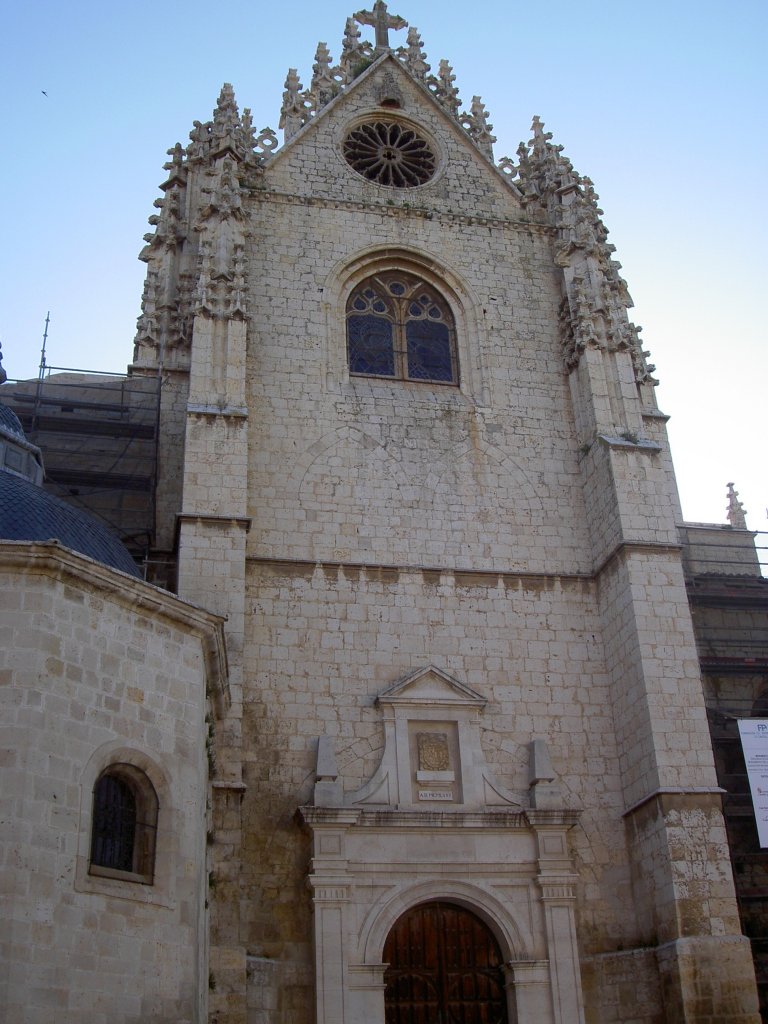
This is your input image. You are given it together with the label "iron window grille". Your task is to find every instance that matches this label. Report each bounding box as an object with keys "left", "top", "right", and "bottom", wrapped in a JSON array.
[{"left": 89, "top": 764, "right": 158, "bottom": 883}]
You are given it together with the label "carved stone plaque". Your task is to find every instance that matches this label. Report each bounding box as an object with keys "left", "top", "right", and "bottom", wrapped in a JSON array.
[
  {"left": 417, "top": 732, "right": 450, "bottom": 772},
  {"left": 418, "top": 790, "right": 453, "bottom": 801}
]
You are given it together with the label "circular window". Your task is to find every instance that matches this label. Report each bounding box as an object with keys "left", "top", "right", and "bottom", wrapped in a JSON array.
[{"left": 343, "top": 122, "right": 436, "bottom": 188}]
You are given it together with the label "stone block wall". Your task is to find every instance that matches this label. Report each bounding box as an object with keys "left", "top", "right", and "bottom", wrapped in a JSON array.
[
  {"left": 238, "top": 562, "right": 631, "bottom": 988},
  {"left": 0, "top": 542, "right": 225, "bottom": 1024},
  {"left": 160, "top": 47, "right": 758, "bottom": 1021}
]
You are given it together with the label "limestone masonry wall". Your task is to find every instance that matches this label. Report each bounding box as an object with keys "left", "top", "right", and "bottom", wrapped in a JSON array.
[{"left": 0, "top": 545, "right": 216, "bottom": 1024}]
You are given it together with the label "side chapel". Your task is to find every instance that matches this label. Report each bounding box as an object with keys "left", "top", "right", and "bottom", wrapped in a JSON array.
[{"left": 2, "top": 3, "right": 762, "bottom": 1023}]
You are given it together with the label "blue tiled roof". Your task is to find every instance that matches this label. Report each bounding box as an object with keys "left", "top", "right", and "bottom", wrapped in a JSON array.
[
  {"left": 0, "top": 471, "right": 140, "bottom": 577},
  {"left": 0, "top": 403, "right": 25, "bottom": 438}
]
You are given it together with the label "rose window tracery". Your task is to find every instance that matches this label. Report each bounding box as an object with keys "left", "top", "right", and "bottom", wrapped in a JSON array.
[{"left": 343, "top": 122, "right": 436, "bottom": 187}]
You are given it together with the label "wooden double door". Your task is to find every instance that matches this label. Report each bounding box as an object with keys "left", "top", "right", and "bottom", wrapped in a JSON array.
[{"left": 383, "top": 901, "right": 509, "bottom": 1024}]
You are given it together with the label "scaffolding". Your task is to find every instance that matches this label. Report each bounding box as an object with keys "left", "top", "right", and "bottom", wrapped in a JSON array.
[{"left": 1, "top": 366, "right": 161, "bottom": 564}]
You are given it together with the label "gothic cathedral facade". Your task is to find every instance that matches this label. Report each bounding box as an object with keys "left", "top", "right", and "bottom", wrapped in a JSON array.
[{"left": 42, "top": 4, "right": 761, "bottom": 1022}]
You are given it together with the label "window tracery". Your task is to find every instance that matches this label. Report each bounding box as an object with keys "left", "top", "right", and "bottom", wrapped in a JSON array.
[
  {"left": 343, "top": 122, "right": 436, "bottom": 187},
  {"left": 346, "top": 271, "right": 458, "bottom": 384}
]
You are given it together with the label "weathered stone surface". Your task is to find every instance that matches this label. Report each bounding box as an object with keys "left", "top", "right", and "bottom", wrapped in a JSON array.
[{"left": 2, "top": 8, "right": 761, "bottom": 1024}]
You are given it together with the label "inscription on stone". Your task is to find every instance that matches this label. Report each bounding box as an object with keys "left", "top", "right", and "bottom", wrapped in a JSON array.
[{"left": 418, "top": 790, "right": 453, "bottom": 801}]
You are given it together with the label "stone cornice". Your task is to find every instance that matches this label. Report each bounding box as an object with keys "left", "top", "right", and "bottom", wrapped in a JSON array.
[
  {"left": 300, "top": 807, "right": 582, "bottom": 830},
  {"left": 249, "top": 549, "right": 690, "bottom": 589},
  {"left": 179, "top": 513, "right": 252, "bottom": 532},
  {"left": 245, "top": 187, "right": 554, "bottom": 236},
  {"left": 0, "top": 540, "right": 229, "bottom": 708},
  {"left": 248, "top": 554, "right": 592, "bottom": 587},
  {"left": 592, "top": 540, "right": 683, "bottom": 581},
  {"left": 622, "top": 786, "right": 727, "bottom": 819}
]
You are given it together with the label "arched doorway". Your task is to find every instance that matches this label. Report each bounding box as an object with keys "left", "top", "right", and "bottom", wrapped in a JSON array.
[{"left": 383, "top": 901, "right": 509, "bottom": 1024}]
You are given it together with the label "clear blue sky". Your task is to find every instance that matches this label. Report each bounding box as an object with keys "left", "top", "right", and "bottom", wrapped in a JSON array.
[{"left": 1, "top": 0, "right": 765, "bottom": 530}]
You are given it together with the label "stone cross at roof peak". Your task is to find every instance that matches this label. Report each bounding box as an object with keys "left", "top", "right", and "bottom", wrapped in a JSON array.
[{"left": 354, "top": 1, "right": 408, "bottom": 51}]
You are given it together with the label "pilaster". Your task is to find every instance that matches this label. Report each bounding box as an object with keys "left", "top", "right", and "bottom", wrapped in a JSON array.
[
  {"left": 506, "top": 961, "right": 554, "bottom": 1020},
  {"left": 528, "top": 811, "right": 585, "bottom": 1024}
]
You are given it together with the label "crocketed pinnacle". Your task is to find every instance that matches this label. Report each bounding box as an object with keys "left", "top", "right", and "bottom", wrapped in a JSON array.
[
  {"left": 274, "top": 8, "right": 495, "bottom": 161},
  {"left": 727, "top": 482, "right": 748, "bottom": 529}
]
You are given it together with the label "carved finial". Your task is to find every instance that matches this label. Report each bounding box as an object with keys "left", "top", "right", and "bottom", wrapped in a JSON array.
[
  {"left": 436, "top": 59, "right": 460, "bottom": 116},
  {"left": 204, "top": 83, "right": 250, "bottom": 162},
  {"left": 354, "top": 1, "right": 408, "bottom": 51},
  {"left": 341, "top": 17, "right": 364, "bottom": 79},
  {"left": 240, "top": 108, "right": 257, "bottom": 152},
  {"left": 580, "top": 176, "right": 603, "bottom": 216},
  {"left": 516, "top": 115, "right": 578, "bottom": 202},
  {"left": 531, "top": 114, "right": 550, "bottom": 141},
  {"left": 311, "top": 42, "right": 336, "bottom": 109},
  {"left": 466, "top": 96, "right": 496, "bottom": 160},
  {"left": 727, "top": 482, "right": 748, "bottom": 529},
  {"left": 187, "top": 119, "right": 210, "bottom": 161},
  {"left": 402, "top": 26, "right": 430, "bottom": 80},
  {"left": 279, "top": 68, "right": 309, "bottom": 141},
  {"left": 213, "top": 83, "right": 239, "bottom": 131},
  {"left": 163, "top": 142, "right": 185, "bottom": 173},
  {"left": 160, "top": 142, "right": 187, "bottom": 192}
]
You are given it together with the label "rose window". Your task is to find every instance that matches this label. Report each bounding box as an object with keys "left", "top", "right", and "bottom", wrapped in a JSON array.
[{"left": 343, "top": 122, "right": 436, "bottom": 187}]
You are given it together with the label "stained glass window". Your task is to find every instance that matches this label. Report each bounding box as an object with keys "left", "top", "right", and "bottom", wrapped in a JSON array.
[{"left": 346, "top": 272, "right": 457, "bottom": 385}]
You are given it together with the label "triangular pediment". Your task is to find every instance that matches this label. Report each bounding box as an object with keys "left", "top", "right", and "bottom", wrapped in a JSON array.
[
  {"left": 264, "top": 52, "right": 523, "bottom": 212},
  {"left": 377, "top": 666, "right": 486, "bottom": 707}
]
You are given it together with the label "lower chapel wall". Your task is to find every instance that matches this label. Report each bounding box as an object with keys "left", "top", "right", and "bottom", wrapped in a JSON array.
[{"left": 0, "top": 545, "right": 215, "bottom": 1024}]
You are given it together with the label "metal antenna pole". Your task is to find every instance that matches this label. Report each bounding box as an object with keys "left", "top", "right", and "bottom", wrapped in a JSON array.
[
  {"left": 32, "top": 311, "right": 50, "bottom": 435},
  {"left": 39, "top": 311, "right": 50, "bottom": 381}
]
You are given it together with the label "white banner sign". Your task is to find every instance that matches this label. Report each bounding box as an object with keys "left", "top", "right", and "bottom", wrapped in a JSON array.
[{"left": 738, "top": 719, "right": 768, "bottom": 848}]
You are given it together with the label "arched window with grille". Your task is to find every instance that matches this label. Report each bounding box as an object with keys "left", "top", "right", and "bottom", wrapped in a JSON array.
[
  {"left": 346, "top": 271, "right": 458, "bottom": 385},
  {"left": 89, "top": 764, "right": 158, "bottom": 883}
]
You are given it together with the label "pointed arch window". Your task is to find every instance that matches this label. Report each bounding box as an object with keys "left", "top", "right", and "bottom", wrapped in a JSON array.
[
  {"left": 89, "top": 764, "right": 158, "bottom": 883},
  {"left": 346, "top": 272, "right": 458, "bottom": 385}
]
